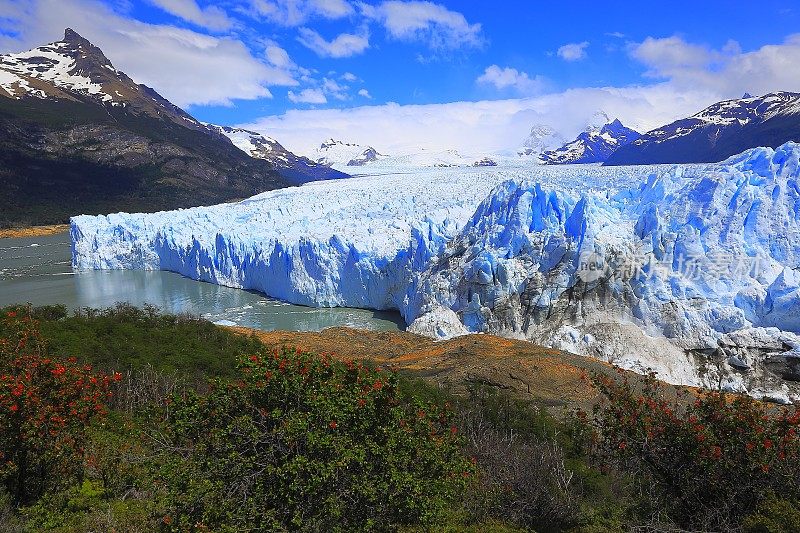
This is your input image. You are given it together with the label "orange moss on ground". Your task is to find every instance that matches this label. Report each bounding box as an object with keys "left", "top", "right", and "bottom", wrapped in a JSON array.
[
  {"left": 230, "top": 326, "right": 697, "bottom": 413},
  {"left": 0, "top": 225, "right": 69, "bottom": 239}
]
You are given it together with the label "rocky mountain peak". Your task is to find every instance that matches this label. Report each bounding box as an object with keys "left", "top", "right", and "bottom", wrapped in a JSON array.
[
  {"left": 540, "top": 118, "right": 640, "bottom": 165},
  {"left": 63, "top": 28, "right": 91, "bottom": 47},
  {"left": 60, "top": 28, "right": 116, "bottom": 73}
]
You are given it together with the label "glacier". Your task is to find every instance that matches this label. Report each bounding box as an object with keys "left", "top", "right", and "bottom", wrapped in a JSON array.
[{"left": 72, "top": 143, "right": 800, "bottom": 399}]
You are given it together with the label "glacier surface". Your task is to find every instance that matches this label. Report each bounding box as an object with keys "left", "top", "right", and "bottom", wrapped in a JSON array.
[{"left": 72, "top": 144, "right": 800, "bottom": 398}]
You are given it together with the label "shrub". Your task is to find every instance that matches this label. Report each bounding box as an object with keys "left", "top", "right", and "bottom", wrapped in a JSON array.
[
  {"left": 155, "top": 348, "right": 472, "bottom": 531},
  {"left": 742, "top": 494, "right": 800, "bottom": 533},
  {"left": 27, "top": 303, "right": 264, "bottom": 378},
  {"left": 454, "top": 386, "right": 580, "bottom": 531},
  {"left": 0, "top": 309, "right": 120, "bottom": 505},
  {"left": 590, "top": 371, "right": 800, "bottom": 530}
]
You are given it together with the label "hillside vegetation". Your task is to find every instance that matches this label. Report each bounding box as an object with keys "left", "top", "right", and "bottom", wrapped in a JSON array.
[{"left": 0, "top": 304, "right": 799, "bottom": 531}]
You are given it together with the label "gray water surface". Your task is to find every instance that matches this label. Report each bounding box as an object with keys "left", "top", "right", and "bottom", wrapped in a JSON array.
[{"left": 0, "top": 232, "right": 404, "bottom": 332}]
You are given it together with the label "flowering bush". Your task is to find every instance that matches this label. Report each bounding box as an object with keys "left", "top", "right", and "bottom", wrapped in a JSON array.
[
  {"left": 589, "top": 371, "right": 800, "bottom": 530},
  {"left": 0, "top": 309, "right": 120, "bottom": 505},
  {"left": 156, "top": 347, "right": 472, "bottom": 531}
]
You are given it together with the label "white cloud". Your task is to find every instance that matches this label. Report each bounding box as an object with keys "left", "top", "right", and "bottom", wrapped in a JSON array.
[
  {"left": 605, "top": 31, "right": 625, "bottom": 39},
  {"left": 297, "top": 27, "right": 369, "bottom": 57},
  {"left": 0, "top": 0, "right": 297, "bottom": 107},
  {"left": 247, "top": 0, "right": 354, "bottom": 26},
  {"left": 630, "top": 34, "right": 800, "bottom": 97},
  {"left": 322, "top": 77, "right": 348, "bottom": 99},
  {"left": 147, "top": 0, "right": 233, "bottom": 31},
  {"left": 287, "top": 87, "right": 327, "bottom": 104},
  {"left": 265, "top": 41, "right": 293, "bottom": 68},
  {"left": 360, "top": 1, "right": 483, "bottom": 50},
  {"left": 476, "top": 65, "right": 546, "bottom": 95},
  {"left": 357, "top": 88, "right": 371, "bottom": 98},
  {"left": 240, "top": 84, "right": 718, "bottom": 156},
  {"left": 557, "top": 41, "right": 589, "bottom": 61},
  {"left": 341, "top": 71, "right": 358, "bottom": 82}
]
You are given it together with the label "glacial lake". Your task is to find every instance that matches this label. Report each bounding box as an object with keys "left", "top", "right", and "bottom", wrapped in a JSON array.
[{"left": 0, "top": 232, "right": 404, "bottom": 332}]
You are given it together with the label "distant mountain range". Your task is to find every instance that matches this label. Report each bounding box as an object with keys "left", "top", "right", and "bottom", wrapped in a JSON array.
[
  {"left": 0, "top": 29, "right": 338, "bottom": 227},
  {"left": 539, "top": 118, "right": 641, "bottom": 165},
  {"left": 605, "top": 92, "right": 800, "bottom": 165}
]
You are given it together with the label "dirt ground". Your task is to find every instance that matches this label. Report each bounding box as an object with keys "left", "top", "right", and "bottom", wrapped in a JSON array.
[
  {"left": 231, "top": 326, "right": 697, "bottom": 414},
  {"left": 0, "top": 224, "right": 69, "bottom": 239}
]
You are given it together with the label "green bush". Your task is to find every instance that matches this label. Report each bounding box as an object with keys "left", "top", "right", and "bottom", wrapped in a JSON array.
[
  {"left": 1, "top": 303, "right": 263, "bottom": 378},
  {"left": 590, "top": 371, "right": 800, "bottom": 530},
  {"left": 155, "top": 348, "right": 472, "bottom": 531},
  {"left": 742, "top": 494, "right": 800, "bottom": 532}
]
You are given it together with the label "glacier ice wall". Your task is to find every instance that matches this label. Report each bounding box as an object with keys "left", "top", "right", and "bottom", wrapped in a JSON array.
[
  {"left": 405, "top": 143, "right": 800, "bottom": 396},
  {"left": 72, "top": 146, "right": 800, "bottom": 398}
]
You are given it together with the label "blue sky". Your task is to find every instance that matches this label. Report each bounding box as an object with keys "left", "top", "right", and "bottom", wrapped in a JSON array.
[{"left": 3, "top": 0, "right": 800, "bottom": 154}]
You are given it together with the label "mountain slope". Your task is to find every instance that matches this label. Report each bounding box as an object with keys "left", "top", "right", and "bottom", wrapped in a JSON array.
[
  {"left": 517, "top": 125, "right": 565, "bottom": 158},
  {"left": 605, "top": 92, "right": 800, "bottom": 165},
  {"left": 208, "top": 125, "right": 349, "bottom": 184},
  {"left": 540, "top": 119, "right": 640, "bottom": 164},
  {"left": 0, "top": 29, "right": 289, "bottom": 227},
  {"left": 314, "top": 139, "right": 388, "bottom": 167}
]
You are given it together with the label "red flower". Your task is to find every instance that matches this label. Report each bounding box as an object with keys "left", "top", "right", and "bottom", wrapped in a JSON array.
[
  {"left": 329, "top": 420, "right": 338, "bottom": 429},
  {"left": 618, "top": 441, "right": 627, "bottom": 450},
  {"left": 9, "top": 404, "right": 18, "bottom": 412},
  {"left": 450, "top": 426, "right": 458, "bottom": 435},
  {"left": 764, "top": 439, "right": 773, "bottom": 449},
  {"left": 249, "top": 355, "right": 259, "bottom": 363}
]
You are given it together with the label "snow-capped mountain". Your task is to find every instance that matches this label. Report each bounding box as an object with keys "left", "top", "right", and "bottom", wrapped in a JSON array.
[
  {"left": 208, "top": 125, "right": 348, "bottom": 184},
  {"left": 517, "top": 125, "right": 565, "bottom": 158},
  {"left": 540, "top": 118, "right": 641, "bottom": 164},
  {"left": 0, "top": 28, "right": 203, "bottom": 131},
  {"left": 0, "top": 29, "right": 288, "bottom": 226},
  {"left": 314, "top": 139, "right": 388, "bottom": 167},
  {"left": 605, "top": 91, "right": 800, "bottom": 165}
]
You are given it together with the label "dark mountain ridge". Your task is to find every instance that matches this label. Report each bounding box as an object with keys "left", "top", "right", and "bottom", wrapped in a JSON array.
[
  {"left": 0, "top": 29, "right": 291, "bottom": 227},
  {"left": 605, "top": 92, "right": 800, "bottom": 165}
]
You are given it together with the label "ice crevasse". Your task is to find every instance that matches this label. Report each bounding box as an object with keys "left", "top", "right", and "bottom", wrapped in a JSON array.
[{"left": 72, "top": 144, "right": 800, "bottom": 398}]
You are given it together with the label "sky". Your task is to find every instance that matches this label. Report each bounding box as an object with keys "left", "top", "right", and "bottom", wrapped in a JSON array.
[{"left": 2, "top": 0, "right": 800, "bottom": 155}]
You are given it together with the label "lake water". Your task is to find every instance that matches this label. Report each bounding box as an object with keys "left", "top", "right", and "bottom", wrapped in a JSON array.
[{"left": 0, "top": 232, "right": 404, "bottom": 332}]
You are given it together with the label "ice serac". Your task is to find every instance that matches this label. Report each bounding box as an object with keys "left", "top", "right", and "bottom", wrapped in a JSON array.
[
  {"left": 72, "top": 144, "right": 800, "bottom": 399},
  {"left": 408, "top": 143, "right": 800, "bottom": 397}
]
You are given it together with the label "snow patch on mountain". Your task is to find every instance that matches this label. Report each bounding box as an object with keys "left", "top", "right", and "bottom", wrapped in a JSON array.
[
  {"left": 314, "top": 139, "right": 387, "bottom": 167},
  {"left": 540, "top": 119, "right": 641, "bottom": 164},
  {"left": 208, "top": 125, "right": 282, "bottom": 159},
  {"left": 517, "top": 125, "right": 566, "bottom": 158},
  {"left": 1, "top": 29, "right": 114, "bottom": 101},
  {"left": 71, "top": 143, "right": 800, "bottom": 397},
  {"left": 209, "top": 126, "right": 350, "bottom": 184},
  {"left": 633, "top": 92, "right": 800, "bottom": 147}
]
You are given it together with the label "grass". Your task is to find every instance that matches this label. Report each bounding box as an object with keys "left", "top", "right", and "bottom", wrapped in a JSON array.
[{"left": 2, "top": 303, "right": 263, "bottom": 379}]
